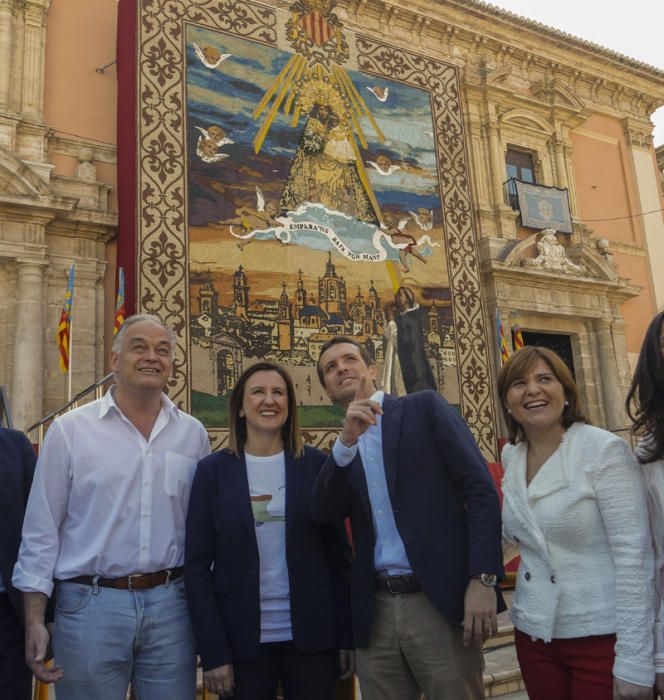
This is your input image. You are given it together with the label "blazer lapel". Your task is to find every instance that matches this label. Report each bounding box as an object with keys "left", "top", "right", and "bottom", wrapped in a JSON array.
[
  {"left": 226, "top": 452, "right": 255, "bottom": 538},
  {"left": 381, "top": 393, "right": 402, "bottom": 496},
  {"left": 285, "top": 451, "right": 302, "bottom": 545},
  {"left": 502, "top": 444, "right": 548, "bottom": 552}
]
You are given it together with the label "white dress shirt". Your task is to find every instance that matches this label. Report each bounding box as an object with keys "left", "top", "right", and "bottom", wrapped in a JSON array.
[
  {"left": 13, "top": 389, "right": 210, "bottom": 597},
  {"left": 332, "top": 390, "right": 412, "bottom": 575}
]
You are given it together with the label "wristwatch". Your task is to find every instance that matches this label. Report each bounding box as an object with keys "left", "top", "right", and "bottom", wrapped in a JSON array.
[{"left": 472, "top": 573, "right": 498, "bottom": 587}]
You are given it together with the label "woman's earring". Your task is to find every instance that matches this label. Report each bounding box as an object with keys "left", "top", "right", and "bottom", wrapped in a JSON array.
[
  {"left": 507, "top": 408, "right": 512, "bottom": 414},
  {"left": 564, "top": 400, "right": 569, "bottom": 407}
]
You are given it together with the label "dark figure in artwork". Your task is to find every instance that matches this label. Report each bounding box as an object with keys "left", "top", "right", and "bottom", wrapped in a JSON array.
[{"left": 394, "top": 286, "right": 437, "bottom": 394}]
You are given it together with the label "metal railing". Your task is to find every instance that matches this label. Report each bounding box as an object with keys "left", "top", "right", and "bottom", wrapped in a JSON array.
[{"left": 27, "top": 373, "right": 114, "bottom": 447}]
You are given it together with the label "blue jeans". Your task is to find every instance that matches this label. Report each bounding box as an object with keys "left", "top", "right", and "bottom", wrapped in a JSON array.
[{"left": 52, "top": 577, "right": 196, "bottom": 700}]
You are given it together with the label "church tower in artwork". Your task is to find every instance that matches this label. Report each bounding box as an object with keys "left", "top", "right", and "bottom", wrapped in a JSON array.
[
  {"left": 295, "top": 268, "right": 307, "bottom": 312},
  {"left": 318, "top": 252, "right": 347, "bottom": 316},
  {"left": 198, "top": 279, "right": 218, "bottom": 317},
  {"left": 233, "top": 265, "right": 249, "bottom": 319},
  {"left": 278, "top": 282, "right": 294, "bottom": 351}
]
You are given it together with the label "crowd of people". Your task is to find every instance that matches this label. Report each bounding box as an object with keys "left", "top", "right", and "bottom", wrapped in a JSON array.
[{"left": 1, "top": 309, "right": 663, "bottom": 700}]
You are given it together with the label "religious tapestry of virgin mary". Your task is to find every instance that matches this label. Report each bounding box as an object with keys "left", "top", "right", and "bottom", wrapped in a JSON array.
[{"left": 118, "top": 0, "right": 498, "bottom": 458}]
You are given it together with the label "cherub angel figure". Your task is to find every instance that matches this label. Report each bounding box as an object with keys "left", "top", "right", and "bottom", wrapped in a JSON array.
[
  {"left": 222, "top": 187, "right": 285, "bottom": 250},
  {"left": 381, "top": 211, "right": 427, "bottom": 273},
  {"left": 366, "top": 154, "right": 401, "bottom": 176},
  {"left": 408, "top": 208, "right": 434, "bottom": 231},
  {"left": 366, "top": 86, "right": 389, "bottom": 102},
  {"left": 192, "top": 43, "right": 231, "bottom": 69},
  {"left": 195, "top": 125, "right": 234, "bottom": 164}
]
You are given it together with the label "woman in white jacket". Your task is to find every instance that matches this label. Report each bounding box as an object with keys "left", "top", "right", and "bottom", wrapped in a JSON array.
[
  {"left": 626, "top": 310, "right": 664, "bottom": 699},
  {"left": 498, "top": 346, "right": 654, "bottom": 700}
]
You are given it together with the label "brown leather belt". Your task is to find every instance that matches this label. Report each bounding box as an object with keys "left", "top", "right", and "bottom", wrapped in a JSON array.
[
  {"left": 375, "top": 574, "right": 421, "bottom": 594},
  {"left": 61, "top": 567, "right": 184, "bottom": 591}
]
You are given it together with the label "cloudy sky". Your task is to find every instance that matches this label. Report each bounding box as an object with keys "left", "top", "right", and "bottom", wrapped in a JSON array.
[{"left": 483, "top": 0, "right": 664, "bottom": 146}]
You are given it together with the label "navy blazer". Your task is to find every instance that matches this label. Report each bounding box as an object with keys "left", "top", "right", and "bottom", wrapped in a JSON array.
[
  {"left": 0, "top": 427, "right": 36, "bottom": 620},
  {"left": 311, "top": 390, "right": 505, "bottom": 647},
  {"left": 185, "top": 445, "right": 352, "bottom": 671}
]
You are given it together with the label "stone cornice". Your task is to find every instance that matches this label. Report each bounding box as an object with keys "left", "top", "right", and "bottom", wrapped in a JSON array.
[
  {"left": 337, "top": 0, "right": 664, "bottom": 122},
  {"left": 482, "top": 260, "right": 641, "bottom": 305},
  {"left": 50, "top": 134, "right": 117, "bottom": 165},
  {"left": 622, "top": 117, "right": 654, "bottom": 150},
  {"left": 454, "top": 0, "right": 663, "bottom": 79}
]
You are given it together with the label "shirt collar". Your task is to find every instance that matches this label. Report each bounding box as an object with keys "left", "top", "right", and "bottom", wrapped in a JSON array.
[
  {"left": 99, "top": 386, "right": 179, "bottom": 420},
  {"left": 371, "top": 389, "right": 385, "bottom": 406}
]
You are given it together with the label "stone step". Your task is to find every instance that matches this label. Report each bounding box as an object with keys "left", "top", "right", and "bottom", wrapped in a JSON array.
[{"left": 483, "top": 627, "right": 525, "bottom": 698}]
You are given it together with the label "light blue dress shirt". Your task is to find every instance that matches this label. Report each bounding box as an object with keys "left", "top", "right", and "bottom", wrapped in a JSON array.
[{"left": 332, "top": 391, "right": 413, "bottom": 575}]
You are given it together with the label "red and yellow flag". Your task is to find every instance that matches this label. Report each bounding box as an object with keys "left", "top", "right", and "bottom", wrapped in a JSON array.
[
  {"left": 113, "top": 267, "right": 126, "bottom": 335},
  {"left": 513, "top": 321, "right": 525, "bottom": 351},
  {"left": 57, "top": 264, "right": 75, "bottom": 373},
  {"left": 495, "top": 308, "right": 510, "bottom": 365}
]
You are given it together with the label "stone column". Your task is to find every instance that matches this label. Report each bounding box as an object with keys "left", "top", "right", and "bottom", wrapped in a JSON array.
[
  {"left": 563, "top": 139, "right": 579, "bottom": 217},
  {"left": 485, "top": 122, "right": 505, "bottom": 208},
  {"left": 12, "top": 259, "right": 45, "bottom": 430},
  {"left": 0, "top": 0, "right": 14, "bottom": 109},
  {"left": 22, "top": 0, "right": 50, "bottom": 118},
  {"left": 593, "top": 317, "right": 627, "bottom": 433},
  {"left": 553, "top": 134, "right": 569, "bottom": 191}
]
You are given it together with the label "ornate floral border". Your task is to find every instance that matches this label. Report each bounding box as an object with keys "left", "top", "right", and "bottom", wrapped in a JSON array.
[{"left": 136, "top": 1, "right": 497, "bottom": 458}]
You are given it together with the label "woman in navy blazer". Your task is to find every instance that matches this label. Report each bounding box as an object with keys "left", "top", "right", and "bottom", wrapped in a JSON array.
[{"left": 185, "top": 362, "right": 353, "bottom": 700}]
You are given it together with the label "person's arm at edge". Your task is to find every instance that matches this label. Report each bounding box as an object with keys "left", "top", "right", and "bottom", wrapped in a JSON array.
[
  {"left": 23, "top": 591, "right": 62, "bottom": 683},
  {"left": 19, "top": 431, "right": 36, "bottom": 502},
  {"left": 594, "top": 437, "right": 655, "bottom": 692},
  {"left": 639, "top": 461, "right": 664, "bottom": 691}
]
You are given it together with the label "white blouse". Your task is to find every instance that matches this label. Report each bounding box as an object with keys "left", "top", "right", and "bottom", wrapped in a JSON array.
[{"left": 502, "top": 422, "right": 655, "bottom": 687}]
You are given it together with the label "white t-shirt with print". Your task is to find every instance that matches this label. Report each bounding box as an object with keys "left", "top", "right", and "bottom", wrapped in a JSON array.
[{"left": 245, "top": 451, "right": 292, "bottom": 643}]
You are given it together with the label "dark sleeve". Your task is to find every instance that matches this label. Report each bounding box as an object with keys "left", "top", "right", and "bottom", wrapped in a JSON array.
[
  {"left": 306, "top": 447, "right": 354, "bottom": 648},
  {"left": 184, "top": 456, "right": 232, "bottom": 670},
  {"left": 310, "top": 452, "right": 353, "bottom": 524},
  {"left": 321, "top": 520, "right": 353, "bottom": 649},
  {"left": 427, "top": 392, "right": 504, "bottom": 579},
  {"left": 19, "top": 432, "right": 37, "bottom": 507}
]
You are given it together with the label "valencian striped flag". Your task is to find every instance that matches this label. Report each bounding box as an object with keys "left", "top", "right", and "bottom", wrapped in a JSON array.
[
  {"left": 513, "top": 319, "right": 525, "bottom": 351},
  {"left": 57, "top": 263, "right": 75, "bottom": 373},
  {"left": 113, "top": 267, "right": 126, "bottom": 335},
  {"left": 495, "top": 308, "right": 510, "bottom": 365}
]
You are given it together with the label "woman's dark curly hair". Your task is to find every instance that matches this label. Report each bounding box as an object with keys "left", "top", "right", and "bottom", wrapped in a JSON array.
[{"left": 626, "top": 311, "right": 664, "bottom": 463}]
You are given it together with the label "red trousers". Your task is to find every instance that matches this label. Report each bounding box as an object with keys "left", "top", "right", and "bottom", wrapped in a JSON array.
[{"left": 515, "top": 628, "right": 616, "bottom": 700}]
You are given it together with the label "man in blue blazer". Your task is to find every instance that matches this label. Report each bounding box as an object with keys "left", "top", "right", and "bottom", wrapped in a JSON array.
[
  {"left": 0, "top": 427, "right": 37, "bottom": 700},
  {"left": 312, "top": 336, "right": 504, "bottom": 700}
]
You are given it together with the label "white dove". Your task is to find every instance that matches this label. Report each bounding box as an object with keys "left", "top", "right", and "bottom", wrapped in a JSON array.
[
  {"left": 194, "top": 125, "right": 234, "bottom": 148},
  {"left": 193, "top": 43, "right": 231, "bottom": 69},
  {"left": 366, "top": 86, "right": 389, "bottom": 102}
]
